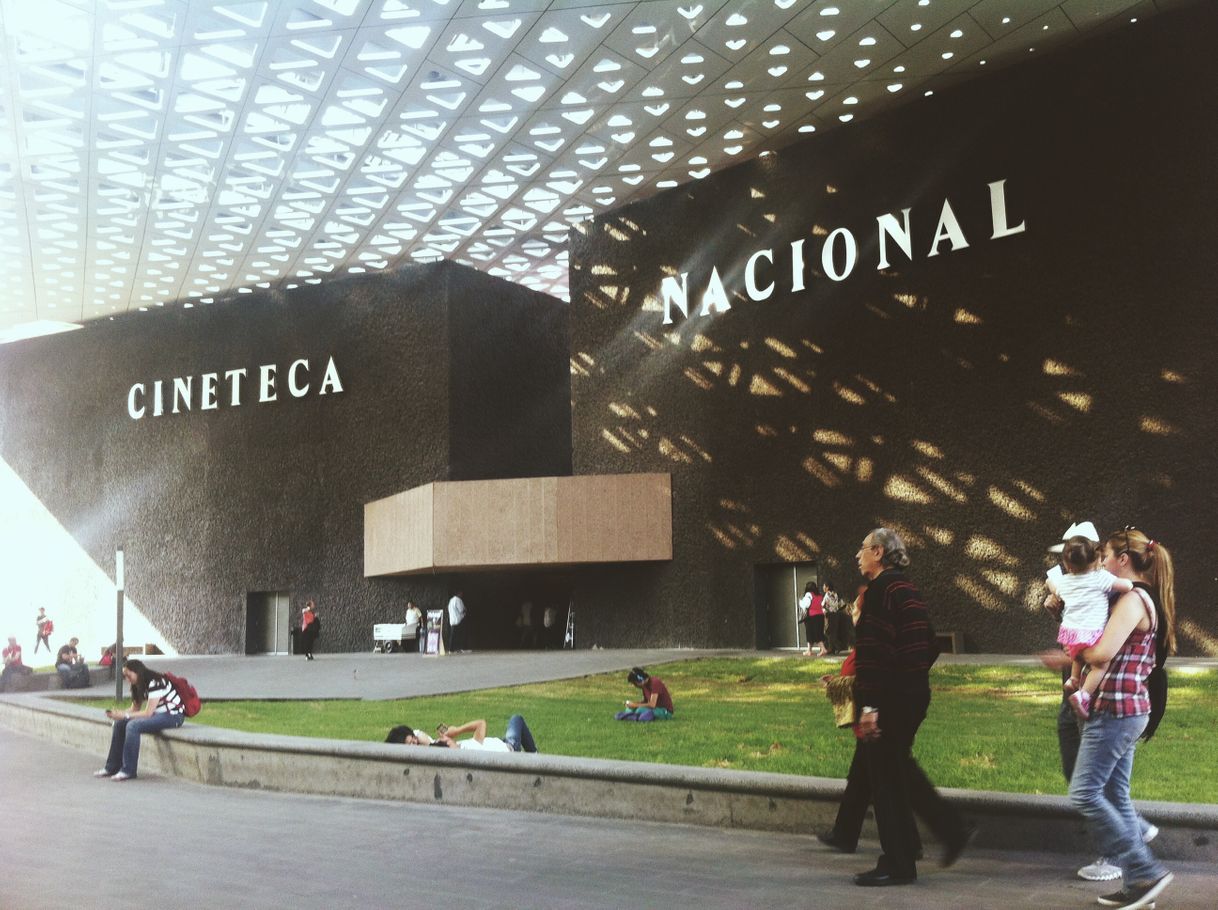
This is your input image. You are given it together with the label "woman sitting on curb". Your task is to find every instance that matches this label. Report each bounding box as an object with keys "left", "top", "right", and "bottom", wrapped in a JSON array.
[{"left": 94, "top": 658, "right": 185, "bottom": 781}]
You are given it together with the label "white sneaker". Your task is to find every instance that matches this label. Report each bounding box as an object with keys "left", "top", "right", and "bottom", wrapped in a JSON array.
[
  {"left": 109, "top": 771, "right": 134, "bottom": 782},
  {"left": 93, "top": 768, "right": 113, "bottom": 778},
  {"left": 1079, "top": 857, "right": 1121, "bottom": 881},
  {"left": 1142, "top": 823, "right": 1159, "bottom": 844}
]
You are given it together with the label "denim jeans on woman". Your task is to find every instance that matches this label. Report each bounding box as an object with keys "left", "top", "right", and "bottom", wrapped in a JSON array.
[
  {"left": 104, "top": 712, "right": 186, "bottom": 777},
  {"left": 503, "top": 714, "right": 537, "bottom": 753},
  {"left": 1068, "top": 711, "right": 1166, "bottom": 886}
]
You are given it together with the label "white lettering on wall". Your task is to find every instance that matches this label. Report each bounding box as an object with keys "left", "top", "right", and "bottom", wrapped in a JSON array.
[
  {"left": 790, "top": 239, "right": 806, "bottom": 292},
  {"left": 655, "top": 178, "right": 1026, "bottom": 324},
  {"left": 127, "top": 357, "right": 343, "bottom": 420},
  {"left": 745, "top": 249, "right": 775, "bottom": 301},
  {"left": 259, "top": 364, "right": 277, "bottom": 403},
  {"left": 128, "top": 384, "right": 145, "bottom": 420},
  {"left": 988, "top": 179, "right": 1026, "bottom": 239},
  {"left": 225, "top": 368, "right": 246, "bottom": 406},
  {"left": 700, "top": 267, "right": 731, "bottom": 317},
  {"left": 876, "top": 208, "right": 913, "bottom": 270},
  {"left": 927, "top": 198, "right": 969, "bottom": 257},
  {"left": 319, "top": 356, "right": 343, "bottom": 395},
  {"left": 661, "top": 273, "right": 690, "bottom": 326},
  {"left": 821, "top": 228, "right": 858, "bottom": 282},
  {"left": 288, "top": 359, "right": 310, "bottom": 398},
  {"left": 201, "top": 373, "right": 219, "bottom": 410},
  {"left": 172, "top": 376, "right": 192, "bottom": 414}
]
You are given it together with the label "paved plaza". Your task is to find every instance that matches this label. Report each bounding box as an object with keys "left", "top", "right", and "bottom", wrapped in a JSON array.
[
  {"left": 4, "top": 650, "right": 1216, "bottom": 909},
  {"left": 2, "top": 726, "right": 1213, "bottom": 910}
]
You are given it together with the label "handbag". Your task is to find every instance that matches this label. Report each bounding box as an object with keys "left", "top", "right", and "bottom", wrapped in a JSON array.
[{"left": 824, "top": 674, "right": 856, "bottom": 728}]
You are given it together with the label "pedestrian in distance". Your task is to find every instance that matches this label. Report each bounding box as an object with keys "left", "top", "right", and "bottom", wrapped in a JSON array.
[
  {"left": 299, "top": 600, "right": 321, "bottom": 659},
  {"left": 799, "top": 581, "right": 825, "bottom": 657},
  {"left": 34, "top": 608, "right": 53, "bottom": 654}
]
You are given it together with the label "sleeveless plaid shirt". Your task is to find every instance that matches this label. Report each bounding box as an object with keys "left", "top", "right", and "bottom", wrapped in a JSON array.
[{"left": 1090, "top": 588, "right": 1157, "bottom": 718}]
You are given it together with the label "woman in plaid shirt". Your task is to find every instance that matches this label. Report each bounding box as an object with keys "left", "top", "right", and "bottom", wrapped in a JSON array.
[{"left": 1066, "top": 528, "right": 1176, "bottom": 910}]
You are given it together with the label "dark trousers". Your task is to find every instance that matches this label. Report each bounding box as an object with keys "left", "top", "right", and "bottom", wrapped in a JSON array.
[
  {"left": 443, "top": 615, "right": 464, "bottom": 653},
  {"left": 825, "top": 613, "right": 852, "bottom": 654},
  {"left": 832, "top": 739, "right": 925, "bottom": 854},
  {"left": 863, "top": 692, "right": 963, "bottom": 876}
]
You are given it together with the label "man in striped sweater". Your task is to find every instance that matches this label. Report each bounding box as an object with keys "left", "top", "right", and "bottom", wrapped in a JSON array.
[{"left": 851, "top": 527, "right": 974, "bottom": 887}]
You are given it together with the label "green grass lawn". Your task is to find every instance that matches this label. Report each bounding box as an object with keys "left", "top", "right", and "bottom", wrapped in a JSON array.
[{"left": 75, "top": 657, "right": 1218, "bottom": 803}]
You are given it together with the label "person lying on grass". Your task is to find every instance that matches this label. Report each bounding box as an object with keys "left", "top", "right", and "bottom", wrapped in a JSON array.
[{"left": 385, "top": 715, "right": 538, "bottom": 753}]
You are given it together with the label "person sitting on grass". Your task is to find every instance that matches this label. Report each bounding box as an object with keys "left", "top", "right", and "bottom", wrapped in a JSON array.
[
  {"left": 615, "top": 667, "right": 674, "bottom": 722},
  {"left": 386, "top": 715, "right": 538, "bottom": 753}
]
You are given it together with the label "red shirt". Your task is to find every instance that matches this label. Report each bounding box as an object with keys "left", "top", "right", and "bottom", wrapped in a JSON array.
[
  {"left": 3, "top": 644, "right": 23, "bottom": 666},
  {"left": 643, "top": 677, "right": 674, "bottom": 713}
]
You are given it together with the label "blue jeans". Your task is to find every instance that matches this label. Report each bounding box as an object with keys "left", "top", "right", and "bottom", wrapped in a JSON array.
[
  {"left": 503, "top": 714, "right": 537, "bottom": 753},
  {"left": 1069, "top": 712, "right": 1166, "bottom": 886},
  {"left": 104, "top": 712, "right": 185, "bottom": 776}
]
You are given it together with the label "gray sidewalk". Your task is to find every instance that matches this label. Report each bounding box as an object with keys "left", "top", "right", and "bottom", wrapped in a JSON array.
[
  {"left": 3, "top": 727, "right": 1212, "bottom": 910},
  {"left": 50, "top": 647, "right": 727, "bottom": 701},
  {"left": 48, "top": 648, "right": 1218, "bottom": 702}
]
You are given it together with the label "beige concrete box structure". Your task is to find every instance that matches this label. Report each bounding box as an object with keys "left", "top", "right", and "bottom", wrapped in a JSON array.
[{"left": 365, "top": 473, "right": 672, "bottom": 576}]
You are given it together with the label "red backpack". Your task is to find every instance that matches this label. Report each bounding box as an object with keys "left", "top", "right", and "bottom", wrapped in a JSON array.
[{"left": 163, "top": 671, "right": 202, "bottom": 717}]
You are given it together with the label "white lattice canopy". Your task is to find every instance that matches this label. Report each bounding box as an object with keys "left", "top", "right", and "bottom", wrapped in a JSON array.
[{"left": 0, "top": 0, "right": 1170, "bottom": 337}]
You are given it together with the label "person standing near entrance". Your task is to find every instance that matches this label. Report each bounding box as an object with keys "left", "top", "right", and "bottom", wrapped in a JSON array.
[
  {"left": 445, "top": 589, "right": 467, "bottom": 653},
  {"left": 799, "top": 582, "right": 825, "bottom": 657},
  {"left": 821, "top": 581, "right": 846, "bottom": 655},
  {"left": 852, "top": 528, "right": 973, "bottom": 887},
  {"left": 405, "top": 601, "right": 423, "bottom": 653},
  {"left": 299, "top": 600, "right": 320, "bottom": 660}
]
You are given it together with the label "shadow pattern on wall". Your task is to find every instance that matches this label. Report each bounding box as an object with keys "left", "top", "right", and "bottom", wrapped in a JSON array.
[{"left": 567, "top": 5, "right": 1218, "bottom": 653}]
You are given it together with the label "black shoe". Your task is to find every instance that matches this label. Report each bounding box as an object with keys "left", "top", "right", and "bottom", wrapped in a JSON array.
[
  {"left": 941, "top": 823, "right": 978, "bottom": 868},
  {"left": 854, "top": 869, "right": 916, "bottom": 887},
  {"left": 816, "top": 831, "right": 856, "bottom": 854},
  {"left": 1097, "top": 873, "right": 1173, "bottom": 910}
]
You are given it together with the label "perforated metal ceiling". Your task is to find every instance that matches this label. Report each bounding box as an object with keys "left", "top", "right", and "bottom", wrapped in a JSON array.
[{"left": 0, "top": 0, "right": 1178, "bottom": 337}]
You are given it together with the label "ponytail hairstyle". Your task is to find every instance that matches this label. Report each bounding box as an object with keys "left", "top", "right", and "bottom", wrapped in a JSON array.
[
  {"left": 1061, "top": 536, "right": 1099, "bottom": 574},
  {"left": 868, "top": 527, "right": 911, "bottom": 569},
  {"left": 1107, "top": 528, "right": 1177, "bottom": 656}
]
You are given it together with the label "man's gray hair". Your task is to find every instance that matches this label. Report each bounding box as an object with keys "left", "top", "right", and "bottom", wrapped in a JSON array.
[{"left": 868, "top": 527, "right": 911, "bottom": 568}]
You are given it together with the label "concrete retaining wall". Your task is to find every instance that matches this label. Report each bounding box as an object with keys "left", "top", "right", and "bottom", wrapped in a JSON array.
[{"left": 4, "top": 694, "right": 1215, "bottom": 862}]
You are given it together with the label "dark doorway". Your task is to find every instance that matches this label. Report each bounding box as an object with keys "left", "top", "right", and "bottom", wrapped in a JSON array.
[
  {"left": 753, "top": 562, "right": 819, "bottom": 650},
  {"left": 245, "top": 591, "right": 290, "bottom": 655}
]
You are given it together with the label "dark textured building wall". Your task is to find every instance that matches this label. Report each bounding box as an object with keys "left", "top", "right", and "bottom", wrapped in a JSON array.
[
  {"left": 448, "top": 280, "right": 573, "bottom": 481},
  {"left": 568, "top": 5, "right": 1218, "bottom": 653},
  {"left": 0, "top": 262, "right": 570, "bottom": 653}
]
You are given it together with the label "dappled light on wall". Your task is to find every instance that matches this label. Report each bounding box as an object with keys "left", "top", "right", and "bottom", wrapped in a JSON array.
[
  {"left": 1139, "top": 416, "right": 1181, "bottom": 436},
  {"left": 1178, "top": 620, "right": 1218, "bottom": 656},
  {"left": 987, "top": 486, "right": 1038, "bottom": 521}
]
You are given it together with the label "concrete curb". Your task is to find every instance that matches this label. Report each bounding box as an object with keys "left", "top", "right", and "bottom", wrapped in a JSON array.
[{"left": 4, "top": 694, "right": 1215, "bottom": 862}]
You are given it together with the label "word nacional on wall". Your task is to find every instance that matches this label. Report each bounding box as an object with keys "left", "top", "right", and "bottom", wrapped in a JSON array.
[
  {"left": 659, "top": 178, "right": 1026, "bottom": 326},
  {"left": 126, "top": 356, "right": 344, "bottom": 420}
]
